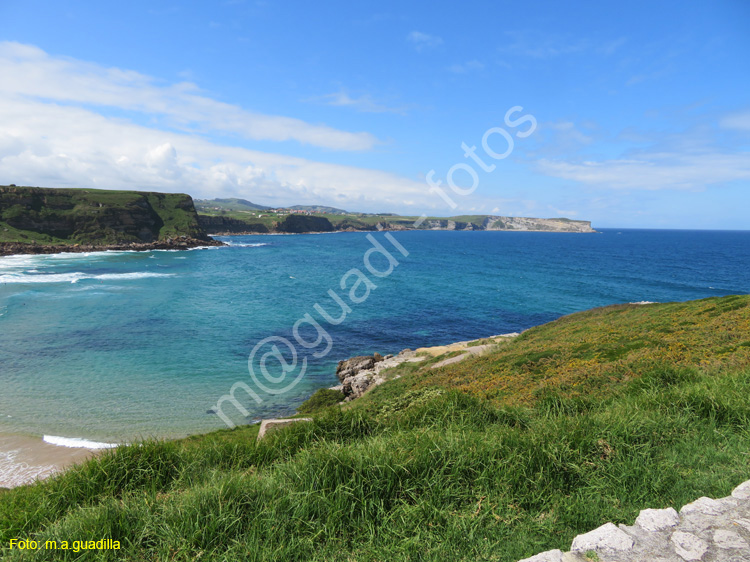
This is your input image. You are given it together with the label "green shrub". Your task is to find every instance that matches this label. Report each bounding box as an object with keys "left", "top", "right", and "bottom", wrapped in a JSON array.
[{"left": 297, "top": 388, "right": 345, "bottom": 413}]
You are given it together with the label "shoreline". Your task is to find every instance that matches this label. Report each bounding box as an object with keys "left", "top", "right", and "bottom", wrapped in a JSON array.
[
  {"left": 0, "top": 332, "right": 522, "bottom": 490},
  {"left": 0, "top": 433, "right": 100, "bottom": 489},
  {"left": 0, "top": 236, "right": 226, "bottom": 258}
]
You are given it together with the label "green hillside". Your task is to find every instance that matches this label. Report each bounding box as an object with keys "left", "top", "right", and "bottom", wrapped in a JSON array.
[
  {"left": 1, "top": 296, "right": 749, "bottom": 561},
  {"left": 194, "top": 198, "right": 273, "bottom": 212},
  {"left": 0, "top": 185, "right": 208, "bottom": 245}
]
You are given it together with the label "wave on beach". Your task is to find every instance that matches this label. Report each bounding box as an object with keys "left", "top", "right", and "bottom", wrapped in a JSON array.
[
  {"left": 43, "top": 435, "right": 120, "bottom": 449},
  {"left": 0, "top": 271, "right": 176, "bottom": 284},
  {"left": 0, "top": 449, "right": 59, "bottom": 488},
  {"left": 0, "top": 250, "right": 139, "bottom": 267}
]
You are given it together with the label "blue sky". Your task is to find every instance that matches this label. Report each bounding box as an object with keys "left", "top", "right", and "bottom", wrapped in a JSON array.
[{"left": 0, "top": 0, "right": 748, "bottom": 228}]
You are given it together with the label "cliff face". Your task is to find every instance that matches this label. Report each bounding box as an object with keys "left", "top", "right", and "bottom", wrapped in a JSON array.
[
  {"left": 276, "top": 215, "right": 334, "bottom": 233},
  {"left": 387, "top": 216, "right": 594, "bottom": 233},
  {"left": 0, "top": 185, "right": 211, "bottom": 244},
  {"left": 483, "top": 216, "right": 594, "bottom": 233},
  {"left": 198, "top": 215, "right": 270, "bottom": 234},
  {"left": 199, "top": 214, "right": 334, "bottom": 234}
]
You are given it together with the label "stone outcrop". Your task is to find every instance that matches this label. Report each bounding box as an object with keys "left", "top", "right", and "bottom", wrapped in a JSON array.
[
  {"left": 517, "top": 479, "right": 750, "bottom": 562},
  {"left": 335, "top": 351, "right": 422, "bottom": 400},
  {"left": 333, "top": 334, "right": 520, "bottom": 402},
  {"left": 336, "top": 355, "right": 381, "bottom": 381}
]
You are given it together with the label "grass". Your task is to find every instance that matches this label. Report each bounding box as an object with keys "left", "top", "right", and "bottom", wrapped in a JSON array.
[
  {"left": 297, "top": 389, "right": 345, "bottom": 414},
  {"left": 353, "top": 296, "right": 750, "bottom": 413},
  {"left": 0, "top": 185, "right": 205, "bottom": 244},
  {"left": 1, "top": 296, "right": 749, "bottom": 561}
]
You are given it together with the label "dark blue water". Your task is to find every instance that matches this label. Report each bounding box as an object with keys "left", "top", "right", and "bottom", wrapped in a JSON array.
[{"left": 1, "top": 229, "right": 748, "bottom": 442}]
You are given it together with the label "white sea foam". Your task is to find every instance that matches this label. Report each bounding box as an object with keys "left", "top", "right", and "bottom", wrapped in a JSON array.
[
  {"left": 91, "top": 272, "right": 175, "bottom": 281},
  {"left": 226, "top": 242, "right": 269, "bottom": 247},
  {"left": 43, "top": 435, "right": 119, "bottom": 449},
  {"left": 0, "top": 271, "right": 175, "bottom": 284},
  {"left": 0, "top": 250, "right": 138, "bottom": 265},
  {"left": 0, "top": 449, "right": 59, "bottom": 488}
]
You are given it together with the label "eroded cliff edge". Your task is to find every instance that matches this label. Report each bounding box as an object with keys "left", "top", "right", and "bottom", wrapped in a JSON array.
[{"left": 0, "top": 185, "right": 223, "bottom": 255}]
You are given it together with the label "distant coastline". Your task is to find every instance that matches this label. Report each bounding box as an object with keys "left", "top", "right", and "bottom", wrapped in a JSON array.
[
  {"left": 1, "top": 186, "right": 595, "bottom": 256},
  {"left": 197, "top": 211, "right": 597, "bottom": 236}
]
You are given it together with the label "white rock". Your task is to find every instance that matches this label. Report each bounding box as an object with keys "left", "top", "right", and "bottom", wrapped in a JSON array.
[
  {"left": 571, "top": 522, "right": 634, "bottom": 552},
  {"left": 733, "top": 518, "right": 750, "bottom": 532},
  {"left": 257, "top": 418, "right": 312, "bottom": 440},
  {"left": 680, "top": 496, "right": 729, "bottom": 516},
  {"left": 671, "top": 531, "right": 708, "bottom": 561},
  {"left": 732, "top": 480, "right": 750, "bottom": 500},
  {"left": 635, "top": 507, "right": 680, "bottom": 532},
  {"left": 714, "top": 529, "right": 749, "bottom": 550},
  {"left": 518, "top": 549, "right": 564, "bottom": 562}
]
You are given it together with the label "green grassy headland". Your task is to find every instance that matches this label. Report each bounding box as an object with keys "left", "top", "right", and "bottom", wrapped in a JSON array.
[
  {"left": 0, "top": 185, "right": 207, "bottom": 245},
  {"left": 1, "top": 296, "right": 749, "bottom": 561}
]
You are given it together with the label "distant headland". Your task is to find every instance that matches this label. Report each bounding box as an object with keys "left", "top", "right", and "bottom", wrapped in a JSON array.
[
  {"left": 195, "top": 197, "right": 597, "bottom": 235},
  {"left": 0, "top": 186, "right": 595, "bottom": 256}
]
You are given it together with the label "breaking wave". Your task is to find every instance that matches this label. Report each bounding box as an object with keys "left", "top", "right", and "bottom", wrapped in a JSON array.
[
  {"left": 0, "top": 272, "right": 175, "bottom": 284},
  {"left": 43, "top": 435, "right": 120, "bottom": 449}
]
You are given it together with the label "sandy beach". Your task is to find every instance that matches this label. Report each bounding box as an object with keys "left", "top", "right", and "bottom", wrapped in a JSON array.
[{"left": 0, "top": 433, "right": 98, "bottom": 489}]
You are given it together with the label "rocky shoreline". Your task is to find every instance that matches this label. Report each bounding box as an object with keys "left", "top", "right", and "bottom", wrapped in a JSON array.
[
  {"left": 330, "top": 333, "right": 521, "bottom": 401},
  {"left": 0, "top": 236, "right": 226, "bottom": 257}
]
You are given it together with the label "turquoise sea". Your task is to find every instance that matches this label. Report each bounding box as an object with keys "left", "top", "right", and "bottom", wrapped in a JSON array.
[{"left": 1, "top": 229, "right": 750, "bottom": 445}]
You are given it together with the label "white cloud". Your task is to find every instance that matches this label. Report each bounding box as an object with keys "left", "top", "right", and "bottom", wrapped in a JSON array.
[
  {"left": 500, "top": 30, "right": 589, "bottom": 58},
  {"left": 720, "top": 110, "right": 750, "bottom": 131},
  {"left": 500, "top": 32, "right": 626, "bottom": 60},
  {"left": 537, "top": 151, "right": 750, "bottom": 191},
  {"left": 543, "top": 121, "right": 594, "bottom": 146},
  {"left": 0, "top": 95, "right": 443, "bottom": 211},
  {"left": 309, "top": 91, "right": 407, "bottom": 114},
  {"left": 548, "top": 206, "right": 579, "bottom": 217},
  {"left": 447, "top": 60, "right": 485, "bottom": 74},
  {"left": 407, "top": 31, "right": 443, "bottom": 52},
  {"left": 0, "top": 41, "right": 378, "bottom": 151}
]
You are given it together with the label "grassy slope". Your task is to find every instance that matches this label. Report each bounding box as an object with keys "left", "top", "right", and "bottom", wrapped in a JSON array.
[
  {"left": 1, "top": 296, "right": 749, "bottom": 561},
  {"left": 0, "top": 186, "right": 204, "bottom": 244}
]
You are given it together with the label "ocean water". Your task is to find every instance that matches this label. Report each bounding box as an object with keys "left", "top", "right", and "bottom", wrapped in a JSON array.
[{"left": 1, "top": 229, "right": 750, "bottom": 445}]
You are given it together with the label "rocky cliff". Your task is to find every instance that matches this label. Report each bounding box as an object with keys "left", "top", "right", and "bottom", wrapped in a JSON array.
[
  {"left": 377, "top": 216, "right": 594, "bottom": 233},
  {"left": 199, "top": 213, "right": 335, "bottom": 234},
  {"left": 0, "top": 185, "right": 224, "bottom": 256},
  {"left": 198, "top": 215, "right": 270, "bottom": 234},
  {"left": 0, "top": 185, "right": 217, "bottom": 249},
  {"left": 483, "top": 216, "right": 594, "bottom": 232}
]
